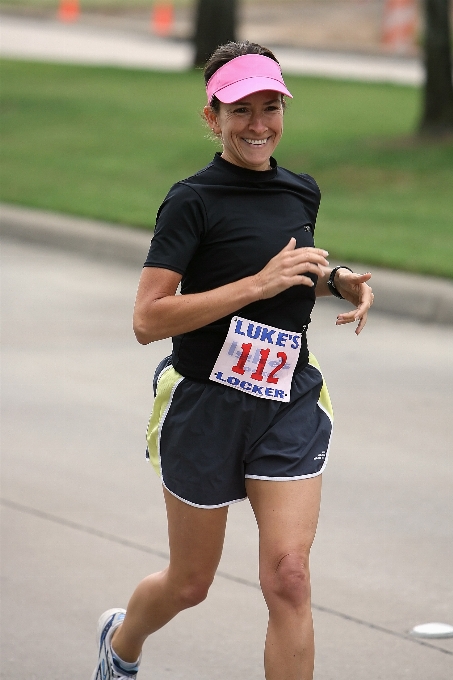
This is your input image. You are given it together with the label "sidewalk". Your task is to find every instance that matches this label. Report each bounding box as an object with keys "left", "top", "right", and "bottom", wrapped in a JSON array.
[
  {"left": 2, "top": 203, "right": 452, "bottom": 325},
  {"left": 0, "top": 13, "right": 423, "bottom": 85}
]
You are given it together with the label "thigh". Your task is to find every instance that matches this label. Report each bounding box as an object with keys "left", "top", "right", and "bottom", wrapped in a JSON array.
[
  {"left": 246, "top": 476, "right": 322, "bottom": 572},
  {"left": 164, "top": 487, "right": 229, "bottom": 584}
]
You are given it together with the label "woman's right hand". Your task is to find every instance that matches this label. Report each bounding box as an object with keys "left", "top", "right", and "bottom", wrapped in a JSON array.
[{"left": 253, "top": 238, "right": 329, "bottom": 300}]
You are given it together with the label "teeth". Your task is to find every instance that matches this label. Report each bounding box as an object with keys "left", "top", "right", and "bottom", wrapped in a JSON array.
[{"left": 244, "top": 138, "right": 267, "bottom": 145}]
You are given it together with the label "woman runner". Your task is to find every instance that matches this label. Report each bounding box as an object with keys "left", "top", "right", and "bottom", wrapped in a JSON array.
[{"left": 91, "top": 41, "right": 373, "bottom": 680}]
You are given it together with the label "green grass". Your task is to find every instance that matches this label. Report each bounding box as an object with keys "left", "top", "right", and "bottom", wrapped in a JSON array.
[{"left": 1, "top": 59, "right": 452, "bottom": 277}]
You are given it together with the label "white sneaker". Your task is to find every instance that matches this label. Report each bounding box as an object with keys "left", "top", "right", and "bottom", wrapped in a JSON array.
[{"left": 91, "top": 608, "right": 140, "bottom": 679}]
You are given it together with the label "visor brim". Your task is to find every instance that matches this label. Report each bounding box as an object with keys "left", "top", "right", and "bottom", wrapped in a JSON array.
[{"left": 213, "top": 76, "right": 293, "bottom": 104}]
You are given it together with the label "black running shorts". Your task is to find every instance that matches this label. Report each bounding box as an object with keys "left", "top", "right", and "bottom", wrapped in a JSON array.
[{"left": 146, "top": 353, "right": 333, "bottom": 508}]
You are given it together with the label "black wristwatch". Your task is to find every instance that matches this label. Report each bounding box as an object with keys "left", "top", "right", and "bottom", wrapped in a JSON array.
[{"left": 327, "top": 266, "right": 352, "bottom": 299}]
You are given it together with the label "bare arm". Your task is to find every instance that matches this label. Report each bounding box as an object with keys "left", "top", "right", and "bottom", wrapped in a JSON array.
[{"left": 133, "top": 238, "right": 329, "bottom": 344}]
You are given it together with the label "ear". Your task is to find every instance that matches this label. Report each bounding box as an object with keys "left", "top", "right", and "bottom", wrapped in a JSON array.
[{"left": 203, "top": 105, "right": 221, "bottom": 135}]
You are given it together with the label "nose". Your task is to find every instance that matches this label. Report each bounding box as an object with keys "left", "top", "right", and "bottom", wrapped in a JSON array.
[{"left": 248, "top": 112, "right": 268, "bottom": 134}]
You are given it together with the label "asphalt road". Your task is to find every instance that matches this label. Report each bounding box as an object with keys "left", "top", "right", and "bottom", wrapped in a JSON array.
[{"left": 1, "top": 237, "right": 452, "bottom": 679}]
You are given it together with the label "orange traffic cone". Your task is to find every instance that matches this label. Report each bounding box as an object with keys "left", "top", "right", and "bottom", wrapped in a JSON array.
[
  {"left": 58, "top": 0, "right": 80, "bottom": 23},
  {"left": 382, "top": 0, "right": 417, "bottom": 53},
  {"left": 151, "top": 4, "right": 174, "bottom": 37}
]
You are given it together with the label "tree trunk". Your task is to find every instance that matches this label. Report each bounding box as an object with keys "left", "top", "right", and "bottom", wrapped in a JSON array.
[
  {"left": 193, "top": 0, "right": 238, "bottom": 68},
  {"left": 419, "top": 0, "right": 453, "bottom": 134}
]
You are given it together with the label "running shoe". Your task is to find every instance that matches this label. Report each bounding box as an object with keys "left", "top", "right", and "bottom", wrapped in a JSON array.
[{"left": 91, "top": 608, "right": 140, "bottom": 679}]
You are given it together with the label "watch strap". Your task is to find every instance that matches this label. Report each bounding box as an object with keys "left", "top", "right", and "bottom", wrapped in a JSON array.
[{"left": 327, "top": 266, "right": 353, "bottom": 299}]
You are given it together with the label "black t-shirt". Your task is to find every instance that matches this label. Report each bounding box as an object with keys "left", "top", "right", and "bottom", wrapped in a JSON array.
[{"left": 144, "top": 153, "right": 321, "bottom": 381}]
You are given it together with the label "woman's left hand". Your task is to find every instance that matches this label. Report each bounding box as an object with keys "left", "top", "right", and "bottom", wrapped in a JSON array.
[{"left": 334, "top": 271, "right": 374, "bottom": 335}]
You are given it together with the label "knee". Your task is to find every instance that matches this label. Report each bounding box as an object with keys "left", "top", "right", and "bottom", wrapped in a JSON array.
[
  {"left": 261, "top": 553, "right": 311, "bottom": 611},
  {"left": 174, "top": 574, "right": 213, "bottom": 610}
]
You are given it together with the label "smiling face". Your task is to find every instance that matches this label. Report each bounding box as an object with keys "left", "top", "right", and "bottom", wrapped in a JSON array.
[{"left": 204, "top": 90, "right": 284, "bottom": 171}]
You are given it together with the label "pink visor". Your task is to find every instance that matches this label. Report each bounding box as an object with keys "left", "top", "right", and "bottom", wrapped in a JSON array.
[{"left": 206, "top": 54, "right": 293, "bottom": 104}]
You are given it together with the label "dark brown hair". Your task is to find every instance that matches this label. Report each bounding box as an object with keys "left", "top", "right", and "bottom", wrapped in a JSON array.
[{"left": 204, "top": 41, "right": 280, "bottom": 111}]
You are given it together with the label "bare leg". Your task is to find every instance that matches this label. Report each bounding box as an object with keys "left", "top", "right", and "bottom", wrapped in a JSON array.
[
  {"left": 246, "top": 476, "right": 322, "bottom": 680},
  {"left": 111, "top": 487, "right": 229, "bottom": 662}
]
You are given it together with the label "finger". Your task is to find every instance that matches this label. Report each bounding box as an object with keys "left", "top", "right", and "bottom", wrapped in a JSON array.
[
  {"left": 350, "top": 272, "right": 372, "bottom": 283},
  {"left": 355, "top": 297, "right": 373, "bottom": 317},
  {"left": 286, "top": 252, "right": 330, "bottom": 269},
  {"left": 355, "top": 311, "right": 368, "bottom": 335},
  {"left": 335, "top": 310, "right": 357, "bottom": 326},
  {"left": 288, "top": 263, "right": 325, "bottom": 279},
  {"left": 281, "top": 237, "right": 297, "bottom": 252},
  {"left": 294, "top": 274, "right": 316, "bottom": 287},
  {"left": 308, "top": 247, "right": 330, "bottom": 257},
  {"left": 300, "top": 247, "right": 330, "bottom": 263},
  {"left": 338, "top": 274, "right": 372, "bottom": 298},
  {"left": 285, "top": 245, "right": 329, "bottom": 263},
  {"left": 336, "top": 298, "right": 371, "bottom": 323},
  {"left": 280, "top": 267, "right": 321, "bottom": 287}
]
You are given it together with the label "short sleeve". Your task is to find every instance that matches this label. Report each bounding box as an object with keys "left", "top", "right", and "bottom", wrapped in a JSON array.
[
  {"left": 299, "top": 174, "right": 321, "bottom": 231},
  {"left": 144, "top": 183, "right": 207, "bottom": 274}
]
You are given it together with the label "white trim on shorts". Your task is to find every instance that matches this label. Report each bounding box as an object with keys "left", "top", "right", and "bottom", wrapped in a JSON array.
[
  {"left": 162, "top": 480, "right": 247, "bottom": 509},
  {"left": 244, "top": 397, "right": 333, "bottom": 482}
]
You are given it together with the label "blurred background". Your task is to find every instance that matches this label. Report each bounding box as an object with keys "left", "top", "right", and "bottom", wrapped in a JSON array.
[
  {"left": 1, "top": 0, "right": 452, "bottom": 276},
  {"left": 0, "top": 0, "right": 435, "bottom": 55}
]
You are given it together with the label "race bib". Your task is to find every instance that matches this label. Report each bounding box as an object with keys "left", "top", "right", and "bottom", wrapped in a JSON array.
[{"left": 210, "top": 316, "right": 302, "bottom": 402}]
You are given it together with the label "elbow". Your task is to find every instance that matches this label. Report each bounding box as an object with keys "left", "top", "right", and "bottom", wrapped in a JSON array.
[
  {"left": 133, "top": 324, "right": 159, "bottom": 345},
  {"left": 134, "top": 328, "right": 151, "bottom": 345},
  {"left": 133, "top": 315, "right": 154, "bottom": 344},
  {"left": 133, "top": 322, "right": 150, "bottom": 344},
  {"left": 133, "top": 315, "right": 166, "bottom": 344}
]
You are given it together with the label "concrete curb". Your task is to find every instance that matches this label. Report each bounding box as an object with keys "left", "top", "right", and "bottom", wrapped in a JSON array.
[
  {"left": 2, "top": 203, "right": 453, "bottom": 325},
  {"left": 0, "top": 203, "right": 151, "bottom": 268}
]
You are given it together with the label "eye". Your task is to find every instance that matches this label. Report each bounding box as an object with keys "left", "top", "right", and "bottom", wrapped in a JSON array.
[
  {"left": 265, "top": 105, "right": 281, "bottom": 112},
  {"left": 232, "top": 107, "right": 249, "bottom": 114}
]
